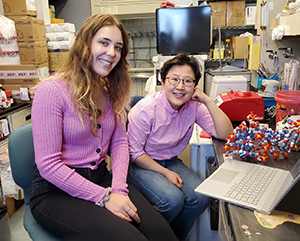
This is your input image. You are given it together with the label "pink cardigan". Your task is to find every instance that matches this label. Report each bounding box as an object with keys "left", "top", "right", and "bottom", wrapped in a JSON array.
[{"left": 31, "top": 76, "right": 129, "bottom": 204}]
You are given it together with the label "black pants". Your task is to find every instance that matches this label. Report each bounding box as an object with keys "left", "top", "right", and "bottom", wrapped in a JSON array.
[{"left": 30, "top": 162, "right": 178, "bottom": 241}]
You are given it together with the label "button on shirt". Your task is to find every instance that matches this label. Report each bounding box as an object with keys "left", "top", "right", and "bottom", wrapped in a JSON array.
[{"left": 128, "top": 91, "right": 218, "bottom": 161}]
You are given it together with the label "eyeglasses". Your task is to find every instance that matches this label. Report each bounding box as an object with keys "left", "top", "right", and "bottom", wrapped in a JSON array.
[{"left": 166, "top": 76, "right": 195, "bottom": 87}]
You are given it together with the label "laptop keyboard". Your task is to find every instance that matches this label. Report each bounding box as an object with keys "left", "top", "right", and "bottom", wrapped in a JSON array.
[{"left": 225, "top": 165, "right": 278, "bottom": 205}]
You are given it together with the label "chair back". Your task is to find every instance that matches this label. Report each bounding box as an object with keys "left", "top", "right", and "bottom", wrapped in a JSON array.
[
  {"left": 8, "top": 123, "right": 60, "bottom": 240},
  {"left": 8, "top": 123, "right": 34, "bottom": 204}
]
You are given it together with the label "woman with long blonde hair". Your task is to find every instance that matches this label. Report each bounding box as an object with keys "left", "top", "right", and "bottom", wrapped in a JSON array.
[{"left": 30, "top": 14, "right": 178, "bottom": 241}]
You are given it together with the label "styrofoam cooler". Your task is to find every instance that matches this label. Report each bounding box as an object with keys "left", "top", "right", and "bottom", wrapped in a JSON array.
[{"left": 209, "top": 75, "right": 248, "bottom": 99}]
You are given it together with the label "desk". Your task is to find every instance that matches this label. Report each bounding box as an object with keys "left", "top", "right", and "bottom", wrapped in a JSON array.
[{"left": 212, "top": 122, "right": 300, "bottom": 241}]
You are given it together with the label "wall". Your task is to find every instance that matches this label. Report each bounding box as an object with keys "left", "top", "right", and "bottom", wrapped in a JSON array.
[{"left": 52, "top": 0, "right": 91, "bottom": 32}]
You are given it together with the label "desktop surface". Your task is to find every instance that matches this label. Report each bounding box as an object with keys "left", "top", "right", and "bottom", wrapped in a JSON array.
[{"left": 212, "top": 119, "right": 300, "bottom": 241}]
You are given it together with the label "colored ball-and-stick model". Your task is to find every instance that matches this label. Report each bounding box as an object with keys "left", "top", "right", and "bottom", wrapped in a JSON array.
[{"left": 222, "top": 112, "right": 300, "bottom": 161}]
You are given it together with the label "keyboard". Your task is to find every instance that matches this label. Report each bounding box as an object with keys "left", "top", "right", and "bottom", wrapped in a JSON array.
[{"left": 225, "top": 165, "right": 278, "bottom": 205}]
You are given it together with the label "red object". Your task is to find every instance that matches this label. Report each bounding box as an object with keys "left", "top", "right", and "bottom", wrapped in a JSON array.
[
  {"left": 160, "top": 1, "right": 175, "bottom": 8},
  {"left": 214, "top": 90, "right": 265, "bottom": 121},
  {"left": 4, "top": 90, "right": 12, "bottom": 98},
  {"left": 200, "top": 130, "right": 211, "bottom": 138},
  {"left": 274, "top": 90, "right": 300, "bottom": 124}
]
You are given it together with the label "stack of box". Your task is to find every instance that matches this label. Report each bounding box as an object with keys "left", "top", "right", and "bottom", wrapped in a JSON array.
[
  {"left": 209, "top": 1, "right": 247, "bottom": 27},
  {"left": 1, "top": 0, "right": 49, "bottom": 102},
  {"left": 0, "top": 16, "right": 20, "bottom": 65},
  {"left": 226, "top": 1, "right": 246, "bottom": 27},
  {"left": 46, "top": 22, "right": 75, "bottom": 73},
  {"left": 209, "top": 1, "right": 258, "bottom": 60}
]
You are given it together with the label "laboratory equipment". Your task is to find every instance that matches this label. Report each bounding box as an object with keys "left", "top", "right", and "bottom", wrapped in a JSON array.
[
  {"left": 208, "top": 75, "right": 248, "bottom": 99},
  {"left": 214, "top": 90, "right": 265, "bottom": 121}
]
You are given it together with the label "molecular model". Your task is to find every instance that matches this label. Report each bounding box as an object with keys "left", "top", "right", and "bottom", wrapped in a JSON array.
[{"left": 222, "top": 112, "right": 300, "bottom": 162}]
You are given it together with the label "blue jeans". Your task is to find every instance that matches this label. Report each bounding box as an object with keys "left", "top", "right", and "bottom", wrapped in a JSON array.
[{"left": 128, "top": 157, "right": 209, "bottom": 240}]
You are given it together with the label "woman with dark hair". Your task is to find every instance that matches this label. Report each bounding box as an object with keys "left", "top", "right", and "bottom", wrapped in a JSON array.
[
  {"left": 30, "top": 14, "right": 178, "bottom": 241},
  {"left": 128, "top": 53, "right": 233, "bottom": 240}
]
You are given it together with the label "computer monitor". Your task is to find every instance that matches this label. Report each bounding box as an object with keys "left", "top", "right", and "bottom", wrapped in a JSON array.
[{"left": 156, "top": 5, "right": 211, "bottom": 56}]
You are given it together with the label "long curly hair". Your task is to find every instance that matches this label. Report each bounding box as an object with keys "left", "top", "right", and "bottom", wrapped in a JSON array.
[{"left": 58, "top": 14, "right": 131, "bottom": 136}]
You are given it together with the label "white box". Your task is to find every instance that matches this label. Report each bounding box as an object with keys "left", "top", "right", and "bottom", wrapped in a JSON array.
[
  {"left": 245, "top": 6, "right": 256, "bottom": 25},
  {"left": 209, "top": 75, "right": 247, "bottom": 99},
  {"left": 204, "top": 66, "right": 251, "bottom": 95},
  {"left": 279, "top": 12, "right": 300, "bottom": 36},
  {"left": 45, "top": 23, "right": 76, "bottom": 33},
  {"left": 47, "top": 40, "right": 74, "bottom": 50},
  {"left": 46, "top": 32, "right": 75, "bottom": 42}
]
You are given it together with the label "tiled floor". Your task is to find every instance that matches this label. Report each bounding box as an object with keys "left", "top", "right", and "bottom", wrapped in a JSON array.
[{"left": 9, "top": 205, "right": 31, "bottom": 241}]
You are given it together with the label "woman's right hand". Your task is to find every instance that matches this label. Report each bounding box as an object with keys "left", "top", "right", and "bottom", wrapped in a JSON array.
[
  {"left": 104, "top": 193, "right": 141, "bottom": 223},
  {"left": 164, "top": 169, "right": 183, "bottom": 189}
]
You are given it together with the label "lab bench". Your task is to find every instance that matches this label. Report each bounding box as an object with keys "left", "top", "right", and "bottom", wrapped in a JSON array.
[{"left": 211, "top": 124, "right": 300, "bottom": 241}]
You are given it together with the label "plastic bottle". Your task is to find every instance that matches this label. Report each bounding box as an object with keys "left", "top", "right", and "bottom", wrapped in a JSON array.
[{"left": 224, "top": 39, "right": 231, "bottom": 59}]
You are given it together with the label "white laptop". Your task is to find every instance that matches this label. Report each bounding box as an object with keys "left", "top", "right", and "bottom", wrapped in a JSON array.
[{"left": 195, "top": 158, "right": 300, "bottom": 214}]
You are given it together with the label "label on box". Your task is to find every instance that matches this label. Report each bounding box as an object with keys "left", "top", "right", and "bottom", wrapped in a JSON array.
[
  {"left": 26, "top": 0, "right": 37, "bottom": 11},
  {"left": 0, "top": 70, "right": 36, "bottom": 79},
  {"left": 0, "top": 67, "right": 49, "bottom": 80}
]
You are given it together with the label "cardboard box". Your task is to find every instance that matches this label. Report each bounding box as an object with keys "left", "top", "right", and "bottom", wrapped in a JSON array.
[
  {"left": 231, "top": 36, "right": 248, "bottom": 59},
  {"left": 2, "top": 0, "right": 37, "bottom": 17},
  {"left": 0, "top": 62, "right": 49, "bottom": 85},
  {"left": 209, "top": 2, "right": 227, "bottom": 27},
  {"left": 45, "top": 23, "right": 76, "bottom": 33},
  {"left": 271, "top": 18, "right": 280, "bottom": 29},
  {"left": 48, "top": 49, "right": 69, "bottom": 71},
  {"left": 227, "top": 1, "right": 245, "bottom": 26},
  {"left": 1, "top": 197, "right": 15, "bottom": 217},
  {"left": 11, "top": 16, "right": 46, "bottom": 42},
  {"left": 279, "top": 12, "right": 300, "bottom": 36},
  {"left": 245, "top": 6, "right": 256, "bottom": 26},
  {"left": 18, "top": 41, "right": 48, "bottom": 64}
]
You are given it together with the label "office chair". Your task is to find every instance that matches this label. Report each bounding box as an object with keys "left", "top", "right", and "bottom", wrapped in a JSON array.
[
  {"left": 7, "top": 95, "right": 144, "bottom": 241},
  {"left": 8, "top": 123, "right": 60, "bottom": 240}
]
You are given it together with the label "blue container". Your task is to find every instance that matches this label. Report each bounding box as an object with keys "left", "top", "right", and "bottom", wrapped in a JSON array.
[
  {"left": 263, "top": 97, "right": 276, "bottom": 108},
  {"left": 257, "top": 74, "right": 279, "bottom": 88}
]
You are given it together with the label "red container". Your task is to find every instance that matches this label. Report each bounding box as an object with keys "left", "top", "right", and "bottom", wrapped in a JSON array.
[{"left": 274, "top": 90, "right": 300, "bottom": 123}]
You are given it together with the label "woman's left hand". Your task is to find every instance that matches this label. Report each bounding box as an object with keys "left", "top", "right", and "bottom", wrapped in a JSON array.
[{"left": 104, "top": 193, "right": 141, "bottom": 223}]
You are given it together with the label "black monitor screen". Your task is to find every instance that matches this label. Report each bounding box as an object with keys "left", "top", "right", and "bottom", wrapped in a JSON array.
[{"left": 156, "top": 5, "right": 211, "bottom": 55}]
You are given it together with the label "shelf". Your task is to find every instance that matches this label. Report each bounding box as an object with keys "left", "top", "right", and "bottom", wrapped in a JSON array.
[
  {"left": 213, "top": 25, "right": 255, "bottom": 30},
  {"left": 206, "top": 58, "right": 244, "bottom": 62},
  {"left": 279, "top": 12, "right": 300, "bottom": 36}
]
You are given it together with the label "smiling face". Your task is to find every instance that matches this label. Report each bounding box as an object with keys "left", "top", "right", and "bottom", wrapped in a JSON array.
[
  {"left": 162, "top": 64, "right": 196, "bottom": 110},
  {"left": 91, "top": 25, "right": 123, "bottom": 78}
]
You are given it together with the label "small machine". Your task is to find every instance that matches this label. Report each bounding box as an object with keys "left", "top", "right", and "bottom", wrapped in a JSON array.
[
  {"left": 209, "top": 75, "right": 248, "bottom": 99},
  {"left": 214, "top": 90, "right": 265, "bottom": 121}
]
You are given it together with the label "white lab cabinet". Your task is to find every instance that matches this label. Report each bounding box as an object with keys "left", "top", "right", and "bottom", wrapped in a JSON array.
[
  {"left": 8, "top": 106, "right": 31, "bottom": 132},
  {"left": 189, "top": 125, "right": 221, "bottom": 241}
]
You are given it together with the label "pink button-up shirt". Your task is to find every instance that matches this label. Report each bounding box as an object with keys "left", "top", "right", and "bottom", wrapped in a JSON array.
[{"left": 128, "top": 91, "right": 218, "bottom": 161}]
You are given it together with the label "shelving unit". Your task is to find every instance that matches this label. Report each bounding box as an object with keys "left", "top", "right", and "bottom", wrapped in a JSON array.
[{"left": 279, "top": 12, "right": 300, "bottom": 36}]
